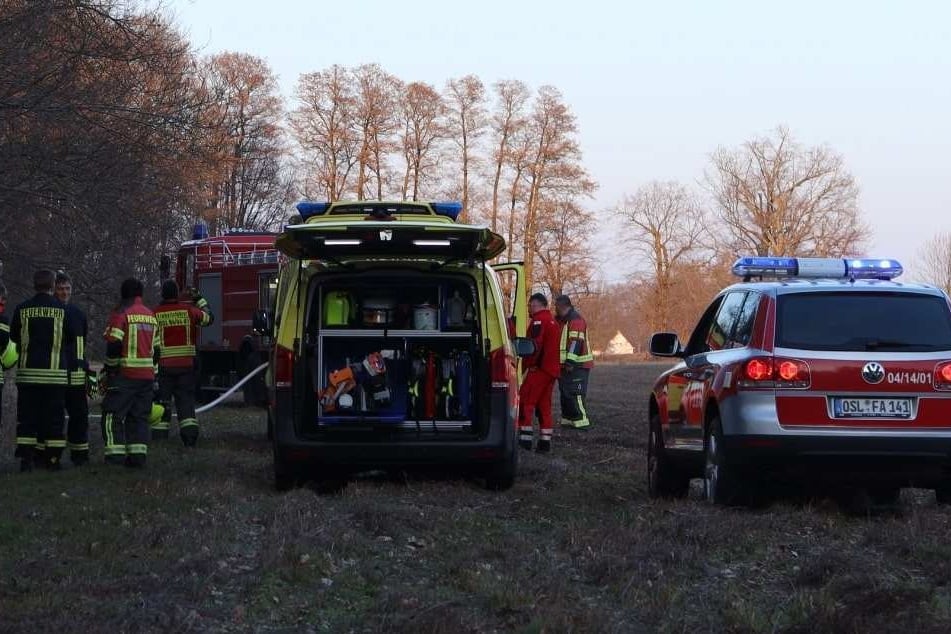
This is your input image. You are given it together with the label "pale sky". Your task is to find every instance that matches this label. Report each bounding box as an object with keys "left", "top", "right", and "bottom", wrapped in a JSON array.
[{"left": 168, "top": 0, "right": 950, "bottom": 283}]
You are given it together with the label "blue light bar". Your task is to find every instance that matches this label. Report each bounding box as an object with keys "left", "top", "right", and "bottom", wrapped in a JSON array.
[
  {"left": 431, "top": 201, "right": 462, "bottom": 221},
  {"left": 192, "top": 221, "right": 209, "bottom": 240},
  {"left": 846, "top": 258, "right": 903, "bottom": 280},
  {"left": 732, "top": 256, "right": 903, "bottom": 280},
  {"left": 296, "top": 201, "right": 330, "bottom": 220}
]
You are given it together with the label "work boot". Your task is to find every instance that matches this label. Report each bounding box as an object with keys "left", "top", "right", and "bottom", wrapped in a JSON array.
[
  {"left": 71, "top": 452, "right": 89, "bottom": 467},
  {"left": 46, "top": 455, "right": 62, "bottom": 471},
  {"left": 19, "top": 459, "right": 33, "bottom": 473},
  {"left": 105, "top": 455, "right": 126, "bottom": 466},
  {"left": 125, "top": 454, "right": 147, "bottom": 469},
  {"left": 536, "top": 439, "right": 552, "bottom": 453},
  {"left": 151, "top": 428, "right": 169, "bottom": 440}
]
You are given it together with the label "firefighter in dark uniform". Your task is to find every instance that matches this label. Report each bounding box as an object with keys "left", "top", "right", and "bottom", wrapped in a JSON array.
[
  {"left": 10, "top": 269, "right": 80, "bottom": 471},
  {"left": 0, "top": 283, "right": 20, "bottom": 430},
  {"left": 54, "top": 272, "right": 90, "bottom": 466},
  {"left": 153, "top": 280, "right": 213, "bottom": 446},
  {"left": 101, "top": 278, "right": 158, "bottom": 467},
  {"left": 554, "top": 294, "right": 594, "bottom": 429}
]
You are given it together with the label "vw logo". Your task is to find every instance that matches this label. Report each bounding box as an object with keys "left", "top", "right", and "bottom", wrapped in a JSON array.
[{"left": 862, "top": 362, "right": 885, "bottom": 384}]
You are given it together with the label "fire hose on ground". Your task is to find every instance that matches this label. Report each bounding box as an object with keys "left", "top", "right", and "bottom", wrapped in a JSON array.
[{"left": 88, "top": 362, "right": 269, "bottom": 421}]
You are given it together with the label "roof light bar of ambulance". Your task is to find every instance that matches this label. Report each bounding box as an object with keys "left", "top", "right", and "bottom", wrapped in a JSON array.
[
  {"left": 431, "top": 201, "right": 462, "bottom": 221},
  {"left": 413, "top": 239, "right": 452, "bottom": 247},
  {"left": 296, "top": 201, "right": 331, "bottom": 220},
  {"left": 323, "top": 239, "right": 362, "bottom": 246}
]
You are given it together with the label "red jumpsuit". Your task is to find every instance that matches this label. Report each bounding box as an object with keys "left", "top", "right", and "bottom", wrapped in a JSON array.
[{"left": 517, "top": 308, "right": 561, "bottom": 446}]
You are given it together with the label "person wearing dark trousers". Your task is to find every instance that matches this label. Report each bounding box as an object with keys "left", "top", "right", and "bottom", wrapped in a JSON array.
[
  {"left": 554, "top": 294, "right": 594, "bottom": 429},
  {"left": 153, "top": 280, "right": 213, "bottom": 446},
  {"left": 10, "top": 270, "right": 80, "bottom": 471},
  {"left": 101, "top": 278, "right": 158, "bottom": 468},
  {"left": 54, "top": 272, "right": 90, "bottom": 466},
  {"left": 0, "top": 283, "right": 20, "bottom": 431}
]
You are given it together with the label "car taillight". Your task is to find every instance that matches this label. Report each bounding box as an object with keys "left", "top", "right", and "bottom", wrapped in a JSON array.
[
  {"left": 490, "top": 347, "right": 512, "bottom": 389},
  {"left": 934, "top": 361, "right": 951, "bottom": 390},
  {"left": 275, "top": 344, "right": 293, "bottom": 388},
  {"left": 738, "top": 356, "right": 810, "bottom": 389}
]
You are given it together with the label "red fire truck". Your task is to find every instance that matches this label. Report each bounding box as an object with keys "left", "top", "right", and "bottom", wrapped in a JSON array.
[{"left": 161, "top": 224, "right": 280, "bottom": 405}]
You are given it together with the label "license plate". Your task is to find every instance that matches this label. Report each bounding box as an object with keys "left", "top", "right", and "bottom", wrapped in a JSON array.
[{"left": 832, "top": 397, "right": 913, "bottom": 419}]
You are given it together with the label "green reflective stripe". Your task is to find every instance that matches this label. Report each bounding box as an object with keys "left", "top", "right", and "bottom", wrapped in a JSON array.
[
  {"left": 104, "top": 445, "right": 126, "bottom": 456},
  {"left": 103, "top": 412, "right": 115, "bottom": 448},
  {"left": 120, "top": 358, "right": 154, "bottom": 368},
  {"left": 151, "top": 422, "right": 170, "bottom": 430},
  {"left": 46, "top": 439, "right": 67, "bottom": 448},
  {"left": 68, "top": 443, "right": 90, "bottom": 451},
  {"left": 128, "top": 324, "right": 138, "bottom": 360},
  {"left": 199, "top": 312, "right": 212, "bottom": 326},
  {"left": 127, "top": 443, "right": 148, "bottom": 455},
  {"left": 161, "top": 345, "right": 196, "bottom": 357},
  {"left": 76, "top": 335, "right": 84, "bottom": 362},
  {"left": 70, "top": 370, "right": 86, "bottom": 383},
  {"left": 16, "top": 436, "right": 37, "bottom": 446},
  {"left": 50, "top": 311, "right": 64, "bottom": 370},
  {"left": 0, "top": 322, "right": 8, "bottom": 332},
  {"left": 108, "top": 327, "right": 125, "bottom": 341},
  {"left": 565, "top": 352, "right": 594, "bottom": 363},
  {"left": 20, "top": 317, "right": 30, "bottom": 367},
  {"left": 179, "top": 418, "right": 198, "bottom": 429},
  {"left": 1, "top": 340, "right": 18, "bottom": 368},
  {"left": 16, "top": 368, "right": 68, "bottom": 384}
]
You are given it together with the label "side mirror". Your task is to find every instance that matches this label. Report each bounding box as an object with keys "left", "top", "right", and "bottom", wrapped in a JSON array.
[
  {"left": 512, "top": 336, "right": 536, "bottom": 358},
  {"left": 252, "top": 309, "right": 273, "bottom": 337},
  {"left": 649, "top": 332, "right": 683, "bottom": 357}
]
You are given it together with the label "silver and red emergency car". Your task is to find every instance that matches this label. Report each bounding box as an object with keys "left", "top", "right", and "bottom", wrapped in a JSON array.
[{"left": 646, "top": 256, "right": 951, "bottom": 506}]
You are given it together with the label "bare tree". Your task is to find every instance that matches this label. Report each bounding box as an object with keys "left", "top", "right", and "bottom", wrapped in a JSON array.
[
  {"left": 399, "top": 82, "right": 446, "bottom": 201},
  {"left": 353, "top": 64, "right": 401, "bottom": 200},
  {"left": 489, "top": 80, "right": 530, "bottom": 234},
  {"left": 535, "top": 197, "right": 597, "bottom": 297},
  {"left": 445, "top": 75, "right": 486, "bottom": 222},
  {"left": 916, "top": 232, "right": 951, "bottom": 295},
  {"left": 615, "top": 181, "right": 708, "bottom": 331},
  {"left": 521, "top": 86, "right": 596, "bottom": 289},
  {"left": 201, "top": 52, "right": 290, "bottom": 231},
  {"left": 706, "top": 126, "right": 869, "bottom": 257},
  {"left": 290, "top": 65, "right": 358, "bottom": 202}
]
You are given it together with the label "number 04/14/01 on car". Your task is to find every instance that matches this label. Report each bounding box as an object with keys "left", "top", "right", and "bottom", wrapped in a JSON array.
[{"left": 646, "top": 256, "right": 951, "bottom": 506}]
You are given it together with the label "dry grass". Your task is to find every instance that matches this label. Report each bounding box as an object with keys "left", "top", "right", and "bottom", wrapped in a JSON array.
[{"left": 3, "top": 365, "right": 951, "bottom": 632}]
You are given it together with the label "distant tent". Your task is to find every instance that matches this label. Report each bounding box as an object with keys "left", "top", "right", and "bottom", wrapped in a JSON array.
[{"left": 604, "top": 331, "right": 635, "bottom": 356}]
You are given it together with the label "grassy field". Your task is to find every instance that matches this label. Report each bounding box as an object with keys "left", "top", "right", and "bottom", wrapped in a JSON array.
[{"left": 3, "top": 364, "right": 951, "bottom": 632}]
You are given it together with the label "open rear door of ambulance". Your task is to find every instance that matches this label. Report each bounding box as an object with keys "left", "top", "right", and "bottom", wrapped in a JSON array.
[
  {"left": 491, "top": 262, "right": 527, "bottom": 384},
  {"left": 275, "top": 220, "right": 506, "bottom": 264}
]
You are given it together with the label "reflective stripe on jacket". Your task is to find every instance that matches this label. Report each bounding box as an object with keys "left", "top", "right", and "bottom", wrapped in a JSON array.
[
  {"left": 559, "top": 309, "right": 594, "bottom": 369},
  {"left": 104, "top": 297, "right": 157, "bottom": 380},
  {"left": 10, "top": 294, "right": 79, "bottom": 385},
  {"left": 154, "top": 299, "right": 213, "bottom": 369}
]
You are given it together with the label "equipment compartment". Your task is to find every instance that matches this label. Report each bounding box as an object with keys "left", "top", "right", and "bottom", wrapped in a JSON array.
[{"left": 308, "top": 273, "right": 482, "bottom": 433}]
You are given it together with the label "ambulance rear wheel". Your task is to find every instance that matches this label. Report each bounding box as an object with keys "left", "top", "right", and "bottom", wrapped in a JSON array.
[{"left": 484, "top": 446, "right": 518, "bottom": 491}]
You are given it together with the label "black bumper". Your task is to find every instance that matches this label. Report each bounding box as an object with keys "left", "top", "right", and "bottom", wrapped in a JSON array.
[
  {"left": 723, "top": 434, "right": 951, "bottom": 484},
  {"left": 272, "top": 390, "right": 515, "bottom": 470}
]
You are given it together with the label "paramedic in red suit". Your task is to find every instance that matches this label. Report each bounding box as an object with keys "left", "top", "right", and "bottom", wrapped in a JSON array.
[{"left": 517, "top": 293, "right": 561, "bottom": 453}]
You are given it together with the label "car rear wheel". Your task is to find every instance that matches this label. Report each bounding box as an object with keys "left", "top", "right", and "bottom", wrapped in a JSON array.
[
  {"left": 704, "top": 417, "right": 748, "bottom": 506},
  {"left": 647, "top": 414, "right": 690, "bottom": 499}
]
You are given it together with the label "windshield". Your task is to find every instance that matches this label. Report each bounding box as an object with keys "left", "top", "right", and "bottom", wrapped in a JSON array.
[{"left": 776, "top": 291, "right": 951, "bottom": 352}]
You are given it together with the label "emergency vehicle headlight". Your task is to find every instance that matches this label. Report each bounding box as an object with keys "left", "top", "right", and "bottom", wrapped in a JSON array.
[
  {"left": 431, "top": 202, "right": 462, "bottom": 221},
  {"left": 297, "top": 201, "right": 331, "bottom": 219}
]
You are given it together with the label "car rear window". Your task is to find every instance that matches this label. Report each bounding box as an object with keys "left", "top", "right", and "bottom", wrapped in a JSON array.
[{"left": 776, "top": 292, "right": 951, "bottom": 351}]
